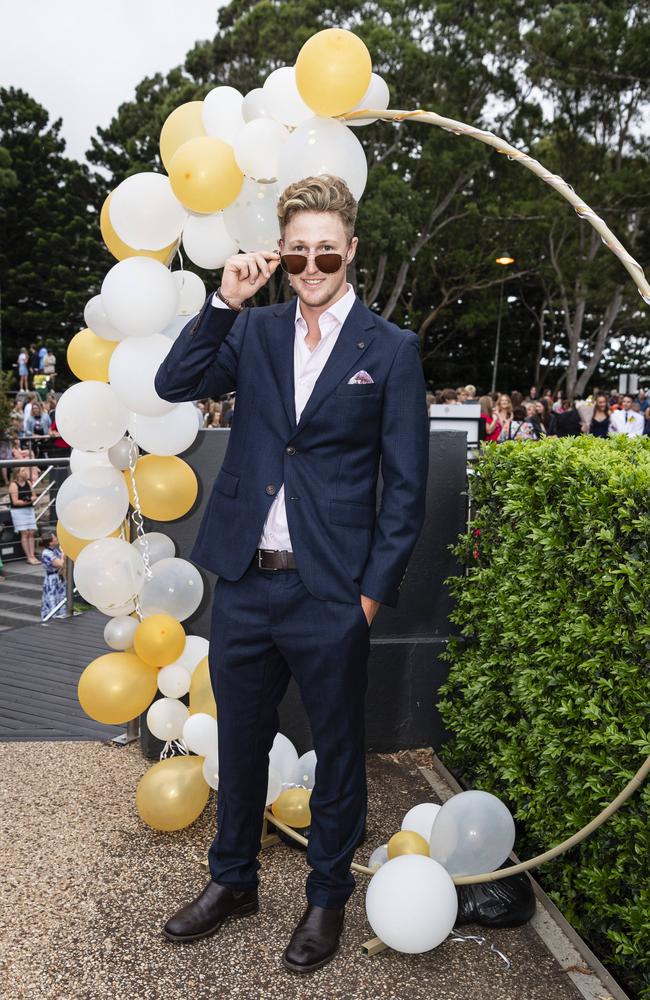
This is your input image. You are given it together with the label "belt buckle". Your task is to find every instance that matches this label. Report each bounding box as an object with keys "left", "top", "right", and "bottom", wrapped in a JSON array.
[{"left": 258, "top": 549, "right": 278, "bottom": 571}]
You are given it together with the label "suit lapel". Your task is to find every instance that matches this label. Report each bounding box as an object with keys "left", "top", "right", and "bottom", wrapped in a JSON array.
[{"left": 267, "top": 301, "right": 297, "bottom": 430}]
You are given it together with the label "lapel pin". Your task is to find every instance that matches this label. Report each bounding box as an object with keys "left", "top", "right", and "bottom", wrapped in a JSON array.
[{"left": 357, "top": 341, "right": 365, "bottom": 349}]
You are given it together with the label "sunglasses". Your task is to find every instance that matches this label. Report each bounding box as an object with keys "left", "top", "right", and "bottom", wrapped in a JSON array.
[{"left": 279, "top": 250, "right": 347, "bottom": 275}]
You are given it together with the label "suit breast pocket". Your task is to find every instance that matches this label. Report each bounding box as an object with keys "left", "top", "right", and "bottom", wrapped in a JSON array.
[{"left": 335, "top": 383, "right": 380, "bottom": 398}]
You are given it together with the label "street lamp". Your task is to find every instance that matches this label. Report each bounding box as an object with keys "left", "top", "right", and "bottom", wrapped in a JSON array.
[{"left": 491, "top": 252, "right": 515, "bottom": 393}]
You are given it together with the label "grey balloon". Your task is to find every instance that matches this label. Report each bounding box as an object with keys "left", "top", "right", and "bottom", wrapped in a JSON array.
[{"left": 428, "top": 790, "right": 515, "bottom": 877}]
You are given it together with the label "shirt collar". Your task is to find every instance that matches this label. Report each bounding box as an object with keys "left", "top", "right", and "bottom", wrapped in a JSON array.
[{"left": 294, "top": 283, "right": 356, "bottom": 333}]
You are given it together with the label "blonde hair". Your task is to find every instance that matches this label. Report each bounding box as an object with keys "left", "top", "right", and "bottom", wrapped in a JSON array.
[{"left": 277, "top": 175, "right": 358, "bottom": 240}]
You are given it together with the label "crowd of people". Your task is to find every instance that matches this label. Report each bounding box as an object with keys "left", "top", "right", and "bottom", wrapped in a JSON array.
[
  {"left": 16, "top": 344, "right": 57, "bottom": 393},
  {"left": 428, "top": 384, "right": 650, "bottom": 441}
]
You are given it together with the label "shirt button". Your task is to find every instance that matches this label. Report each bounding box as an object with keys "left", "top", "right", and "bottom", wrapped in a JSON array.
[
  {"left": 286, "top": 446, "right": 296, "bottom": 455},
  {"left": 265, "top": 484, "right": 276, "bottom": 496}
]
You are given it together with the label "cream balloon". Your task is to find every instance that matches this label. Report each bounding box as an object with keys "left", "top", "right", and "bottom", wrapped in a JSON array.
[
  {"left": 428, "top": 790, "right": 516, "bottom": 877},
  {"left": 157, "top": 663, "right": 192, "bottom": 699},
  {"left": 182, "top": 212, "right": 239, "bottom": 270},
  {"left": 202, "top": 86, "right": 246, "bottom": 144},
  {"left": 160, "top": 315, "right": 189, "bottom": 341},
  {"left": 268, "top": 732, "right": 299, "bottom": 783},
  {"left": 108, "top": 437, "right": 139, "bottom": 471},
  {"left": 147, "top": 697, "right": 189, "bottom": 741},
  {"left": 234, "top": 119, "right": 289, "bottom": 182},
  {"left": 242, "top": 88, "right": 270, "bottom": 123},
  {"left": 55, "top": 381, "right": 129, "bottom": 452},
  {"left": 131, "top": 532, "right": 176, "bottom": 566},
  {"left": 128, "top": 404, "right": 199, "bottom": 456},
  {"left": 277, "top": 117, "right": 368, "bottom": 201},
  {"left": 173, "top": 270, "right": 206, "bottom": 316},
  {"left": 108, "top": 335, "right": 175, "bottom": 417},
  {"left": 224, "top": 179, "right": 281, "bottom": 253},
  {"left": 97, "top": 597, "right": 137, "bottom": 618},
  {"left": 69, "top": 449, "right": 112, "bottom": 477},
  {"left": 263, "top": 67, "right": 313, "bottom": 127},
  {"left": 182, "top": 712, "right": 218, "bottom": 757},
  {"left": 166, "top": 634, "right": 209, "bottom": 675},
  {"left": 401, "top": 802, "right": 442, "bottom": 844},
  {"left": 104, "top": 615, "right": 139, "bottom": 651},
  {"left": 365, "top": 855, "right": 458, "bottom": 954},
  {"left": 101, "top": 258, "right": 180, "bottom": 339},
  {"left": 202, "top": 756, "right": 220, "bottom": 790},
  {"left": 55, "top": 467, "right": 129, "bottom": 539},
  {"left": 367, "top": 844, "right": 389, "bottom": 870},
  {"left": 138, "top": 557, "right": 204, "bottom": 622},
  {"left": 84, "top": 294, "right": 125, "bottom": 342},
  {"left": 73, "top": 537, "right": 145, "bottom": 609},
  {"left": 266, "top": 766, "right": 283, "bottom": 806},
  {"left": 108, "top": 172, "right": 187, "bottom": 251},
  {"left": 346, "top": 73, "right": 390, "bottom": 127}
]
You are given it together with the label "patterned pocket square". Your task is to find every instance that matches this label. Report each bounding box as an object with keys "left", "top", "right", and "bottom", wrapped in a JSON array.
[{"left": 348, "top": 370, "right": 374, "bottom": 384}]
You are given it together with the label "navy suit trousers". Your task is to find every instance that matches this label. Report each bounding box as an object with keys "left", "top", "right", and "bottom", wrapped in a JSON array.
[{"left": 207, "top": 562, "right": 370, "bottom": 909}]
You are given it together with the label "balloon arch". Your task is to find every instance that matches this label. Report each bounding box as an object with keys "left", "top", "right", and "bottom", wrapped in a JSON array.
[{"left": 58, "top": 27, "right": 649, "bottom": 957}]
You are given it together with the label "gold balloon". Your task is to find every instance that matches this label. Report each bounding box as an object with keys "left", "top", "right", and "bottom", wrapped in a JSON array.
[
  {"left": 124, "top": 455, "right": 198, "bottom": 521},
  {"left": 168, "top": 136, "right": 244, "bottom": 214},
  {"left": 271, "top": 787, "right": 312, "bottom": 828},
  {"left": 387, "top": 830, "right": 430, "bottom": 860},
  {"left": 56, "top": 520, "right": 120, "bottom": 561},
  {"left": 67, "top": 327, "right": 117, "bottom": 382},
  {"left": 78, "top": 652, "right": 158, "bottom": 725},
  {"left": 136, "top": 755, "right": 210, "bottom": 831},
  {"left": 133, "top": 613, "right": 186, "bottom": 667},
  {"left": 296, "top": 28, "right": 372, "bottom": 117},
  {"left": 160, "top": 101, "right": 206, "bottom": 172},
  {"left": 189, "top": 655, "right": 217, "bottom": 718},
  {"left": 100, "top": 193, "right": 176, "bottom": 263}
]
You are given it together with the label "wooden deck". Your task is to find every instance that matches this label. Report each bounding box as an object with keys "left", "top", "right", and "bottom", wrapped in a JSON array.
[{"left": 0, "top": 610, "right": 123, "bottom": 741}]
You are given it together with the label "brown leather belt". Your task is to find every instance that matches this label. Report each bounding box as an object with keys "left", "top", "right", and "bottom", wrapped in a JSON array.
[{"left": 254, "top": 549, "right": 297, "bottom": 570}]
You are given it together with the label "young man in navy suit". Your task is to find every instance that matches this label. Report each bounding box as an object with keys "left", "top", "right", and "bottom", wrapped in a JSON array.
[{"left": 155, "top": 175, "right": 429, "bottom": 973}]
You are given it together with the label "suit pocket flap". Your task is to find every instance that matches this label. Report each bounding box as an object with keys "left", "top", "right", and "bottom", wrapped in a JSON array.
[
  {"left": 215, "top": 468, "right": 239, "bottom": 497},
  {"left": 329, "top": 499, "right": 375, "bottom": 527}
]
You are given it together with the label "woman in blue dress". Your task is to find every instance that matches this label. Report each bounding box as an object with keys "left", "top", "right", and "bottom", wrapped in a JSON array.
[{"left": 41, "top": 532, "right": 66, "bottom": 621}]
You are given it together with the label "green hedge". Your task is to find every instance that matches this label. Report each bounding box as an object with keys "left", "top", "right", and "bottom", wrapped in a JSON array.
[{"left": 439, "top": 436, "right": 650, "bottom": 999}]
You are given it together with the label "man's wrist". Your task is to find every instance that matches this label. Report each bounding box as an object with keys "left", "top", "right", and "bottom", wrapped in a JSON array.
[{"left": 216, "top": 287, "right": 245, "bottom": 312}]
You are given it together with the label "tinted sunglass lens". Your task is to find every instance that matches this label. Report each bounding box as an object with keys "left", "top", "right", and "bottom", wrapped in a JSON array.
[
  {"left": 315, "top": 253, "right": 343, "bottom": 273},
  {"left": 280, "top": 254, "right": 307, "bottom": 274}
]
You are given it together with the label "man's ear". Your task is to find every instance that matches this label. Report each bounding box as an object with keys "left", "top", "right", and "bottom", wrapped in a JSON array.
[{"left": 346, "top": 235, "right": 359, "bottom": 263}]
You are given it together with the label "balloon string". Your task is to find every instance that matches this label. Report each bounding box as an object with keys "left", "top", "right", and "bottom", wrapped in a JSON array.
[
  {"left": 160, "top": 738, "right": 189, "bottom": 760},
  {"left": 127, "top": 433, "right": 153, "bottom": 597},
  {"left": 450, "top": 930, "right": 512, "bottom": 971}
]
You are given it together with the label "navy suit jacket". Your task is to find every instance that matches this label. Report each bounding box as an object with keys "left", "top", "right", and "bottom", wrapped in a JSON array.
[{"left": 154, "top": 295, "right": 429, "bottom": 607}]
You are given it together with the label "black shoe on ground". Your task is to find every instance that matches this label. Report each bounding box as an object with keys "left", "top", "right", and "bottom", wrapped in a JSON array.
[
  {"left": 163, "top": 880, "right": 258, "bottom": 943},
  {"left": 282, "top": 903, "right": 345, "bottom": 973}
]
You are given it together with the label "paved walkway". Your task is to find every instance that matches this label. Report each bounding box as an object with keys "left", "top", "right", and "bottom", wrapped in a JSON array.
[{"left": 1, "top": 743, "right": 588, "bottom": 1000}]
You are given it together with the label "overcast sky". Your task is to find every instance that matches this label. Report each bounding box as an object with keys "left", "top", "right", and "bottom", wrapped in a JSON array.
[{"left": 1, "top": 0, "right": 222, "bottom": 162}]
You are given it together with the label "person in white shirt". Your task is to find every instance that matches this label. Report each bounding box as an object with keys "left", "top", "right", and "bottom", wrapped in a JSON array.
[{"left": 609, "top": 395, "right": 644, "bottom": 437}]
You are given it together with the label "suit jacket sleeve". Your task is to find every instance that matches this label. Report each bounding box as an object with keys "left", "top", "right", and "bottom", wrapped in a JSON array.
[
  {"left": 360, "top": 333, "right": 429, "bottom": 607},
  {"left": 154, "top": 296, "right": 250, "bottom": 402}
]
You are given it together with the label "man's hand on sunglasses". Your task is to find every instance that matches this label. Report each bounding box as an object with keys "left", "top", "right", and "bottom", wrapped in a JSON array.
[{"left": 221, "top": 251, "right": 282, "bottom": 308}]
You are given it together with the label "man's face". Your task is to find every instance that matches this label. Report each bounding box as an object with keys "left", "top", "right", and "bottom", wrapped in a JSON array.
[
  {"left": 280, "top": 211, "right": 358, "bottom": 311},
  {"left": 622, "top": 396, "right": 632, "bottom": 410}
]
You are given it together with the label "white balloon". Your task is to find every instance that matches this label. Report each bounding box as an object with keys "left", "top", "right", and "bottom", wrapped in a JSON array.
[
  {"left": 166, "top": 634, "right": 209, "bottom": 675},
  {"left": 182, "top": 212, "right": 238, "bottom": 270},
  {"left": 266, "top": 766, "right": 283, "bottom": 806},
  {"left": 160, "top": 315, "right": 190, "bottom": 341},
  {"left": 97, "top": 597, "right": 136, "bottom": 618},
  {"left": 268, "top": 732, "right": 299, "bottom": 783},
  {"left": 101, "top": 257, "right": 180, "bottom": 339},
  {"left": 173, "top": 270, "right": 206, "bottom": 316},
  {"left": 147, "top": 697, "right": 189, "bottom": 741},
  {"left": 203, "top": 756, "right": 220, "bottom": 790},
  {"left": 234, "top": 119, "right": 289, "bottom": 182},
  {"left": 128, "top": 403, "right": 199, "bottom": 456},
  {"left": 108, "top": 437, "right": 139, "bottom": 471},
  {"left": 366, "top": 855, "right": 458, "bottom": 954},
  {"left": 103, "top": 615, "right": 138, "bottom": 651},
  {"left": 347, "top": 73, "right": 390, "bottom": 127},
  {"left": 292, "top": 750, "right": 317, "bottom": 790},
  {"left": 367, "top": 844, "right": 389, "bottom": 871},
  {"left": 109, "top": 172, "right": 187, "bottom": 251},
  {"left": 277, "top": 117, "right": 368, "bottom": 201},
  {"left": 56, "top": 382, "right": 129, "bottom": 452},
  {"left": 202, "top": 86, "right": 245, "bottom": 144},
  {"left": 242, "top": 88, "right": 270, "bottom": 123},
  {"left": 131, "top": 531, "right": 176, "bottom": 566},
  {"left": 56, "top": 467, "right": 129, "bottom": 539},
  {"left": 84, "top": 294, "right": 125, "bottom": 342},
  {"left": 138, "top": 557, "right": 204, "bottom": 622},
  {"left": 182, "top": 712, "right": 218, "bottom": 757},
  {"left": 157, "top": 663, "right": 192, "bottom": 699},
  {"left": 401, "top": 802, "right": 442, "bottom": 844},
  {"left": 69, "top": 448, "right": 112, "bottom": 477},
  {"left": 108, "top": 335, "right": 175, "bottom": 417},
  {"left": 73, "top": 538, "right": 145, "bottom": 609},
  {"left": 263, "top": 67, "right": 312, "bottom": 128},
  {"left": 224, "top": 179, "right": 280, "bottom": 253},
  {"left": 429, "top": 790, "right": 516, "bottom": 877}
]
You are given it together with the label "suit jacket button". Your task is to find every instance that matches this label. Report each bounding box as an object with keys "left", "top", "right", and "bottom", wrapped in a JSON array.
[
  {"left": 265, "top": 484, "right": 276, "bottom": 496},
  {"left": 285, "top": 446, "right": 296, "bottom": 455}
]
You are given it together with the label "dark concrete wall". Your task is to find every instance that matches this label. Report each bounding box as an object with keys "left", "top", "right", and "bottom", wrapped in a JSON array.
[{"left": 142, "top": 428, "right": 466, "bottom": 757}]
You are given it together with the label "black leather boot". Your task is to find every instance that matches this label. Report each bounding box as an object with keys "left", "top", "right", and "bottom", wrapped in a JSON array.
[
  {"left": 163, "top": 880, "right": 259, "bottom": 942},
  {"left": 282, "top": 903, "right": 345, "bottom": 973}
]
